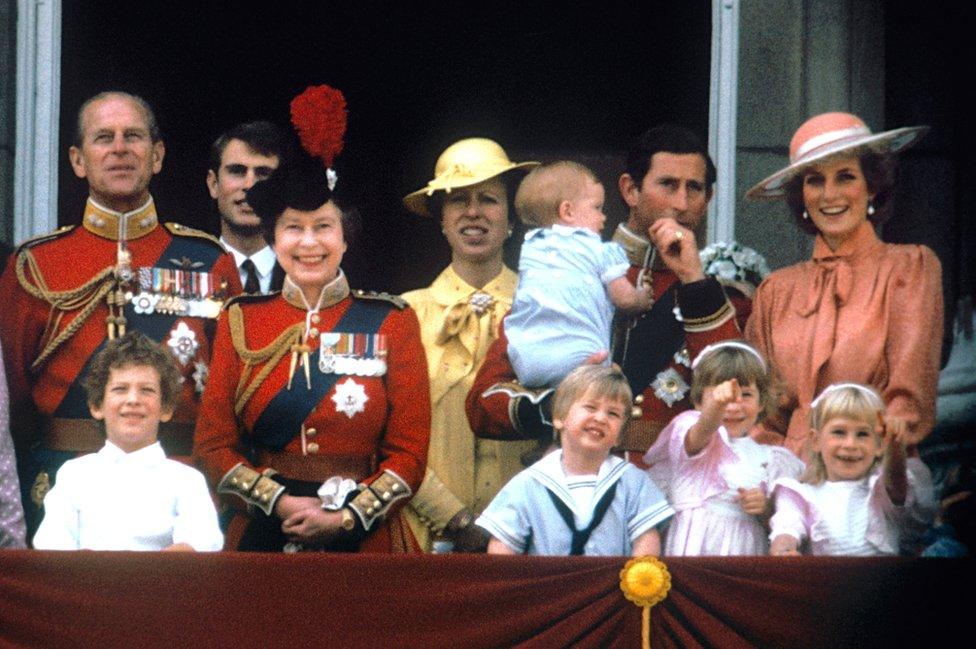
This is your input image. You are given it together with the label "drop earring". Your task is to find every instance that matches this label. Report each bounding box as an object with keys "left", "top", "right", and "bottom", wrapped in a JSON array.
[
  {"left": 867, "top": 201, "right": 875, "bottom": 216},
  {"left": 802, "top": 210, "right": 810, "bottom": 220}
]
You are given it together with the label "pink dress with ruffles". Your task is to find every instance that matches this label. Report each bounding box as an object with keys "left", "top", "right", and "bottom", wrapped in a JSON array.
[{"left": 644, "top": 410, "right": 803, "bottom": 556}]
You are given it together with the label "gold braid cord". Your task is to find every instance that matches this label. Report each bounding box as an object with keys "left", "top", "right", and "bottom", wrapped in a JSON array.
[
  {"left": 227, "top": 303, "right": 305, "bottom": 416},
  {"left": 16, "top": 249, "right": 116, "bottom": 371}
]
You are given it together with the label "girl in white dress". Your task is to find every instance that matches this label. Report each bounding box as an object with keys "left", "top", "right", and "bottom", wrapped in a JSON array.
[
  {"left": 643, "top": 341, "right": 803, "bottom": 556},
  {"left": 769, "top": 383, "right": 935, "bottom": 556}
]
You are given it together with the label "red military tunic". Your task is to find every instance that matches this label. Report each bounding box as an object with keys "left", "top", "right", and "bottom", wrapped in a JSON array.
[
  {"left": 193, "top": 271, "right": 430, "bottom": 552},
  {"left": 465, "top": 224, "right": 753, "bottom": 463},
  {"left": 0, "top": 198, "right": 241, "bottom": 529}
]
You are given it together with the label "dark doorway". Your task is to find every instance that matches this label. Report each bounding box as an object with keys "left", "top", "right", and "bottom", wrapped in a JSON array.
[{"left": 58, "top": 1, "right": 711, "bottom": 292}]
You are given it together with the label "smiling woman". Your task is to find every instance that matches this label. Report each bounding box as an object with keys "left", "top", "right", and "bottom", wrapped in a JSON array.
[
  {"left": 192, "top": 87, "right": 430, "bottom": 553},
  {"left": 744, "top": 112, "right": 943, "bottom": 458}
]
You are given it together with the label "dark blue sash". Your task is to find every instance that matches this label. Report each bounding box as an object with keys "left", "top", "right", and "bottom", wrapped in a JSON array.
[
  {"left": 54, "top": 235, "right": 224, "bottom": 417},
  {"left": 250, "top": 299, "right": 393, "bottom": 451},
  {"left": 612, "top": 288, "right": 684, "bottom": 397}
]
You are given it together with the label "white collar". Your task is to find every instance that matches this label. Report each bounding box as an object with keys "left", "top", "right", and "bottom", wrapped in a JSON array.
[
  {"left": 220, "top": 239, "right": 277, "bottom": 278},
  {"left": 98, "top": 440, "right": 166, "bottom": 465},
  {"left": 525, "top": 223, "right": 600, "bottom": 240}
]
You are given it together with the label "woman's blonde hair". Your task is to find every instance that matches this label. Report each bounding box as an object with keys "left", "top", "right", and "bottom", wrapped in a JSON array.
[
  {"left": 551, "top": 365, "right": 633, "bottom": 445},
  {"left": 802, "top": 383, "right": 884, "bottom": 484}
]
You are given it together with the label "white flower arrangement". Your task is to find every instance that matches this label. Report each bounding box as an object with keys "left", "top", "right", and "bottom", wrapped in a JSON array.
[{"left": 699, "top": 241, "right": 771, "bottom": 297}]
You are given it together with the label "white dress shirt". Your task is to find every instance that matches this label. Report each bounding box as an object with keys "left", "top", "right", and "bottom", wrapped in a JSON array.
[
  {"left": 220, "top": 238, "right": 278, "bottom": 294},
  {"left": 34, "top": 441, "right": 223, "bottom": 551}
]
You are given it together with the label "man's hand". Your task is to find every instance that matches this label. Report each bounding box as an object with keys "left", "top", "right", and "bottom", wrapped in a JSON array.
[{"left": 648, "top": 217, "right": 705, "bottom": 284}]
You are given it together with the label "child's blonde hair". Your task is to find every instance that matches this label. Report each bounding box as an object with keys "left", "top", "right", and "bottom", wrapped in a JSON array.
[
  {"left": 551, "top": 365, "right": 633, "bottom": 445},
  {"left": 803, "top": 382, "right": 885, "bottom": 484},
  {"left": 689, "top": 341, "right": 772, "bottom": 419},
  {"left": 514, "top": 161, "right": 599, "bottom": 227}
]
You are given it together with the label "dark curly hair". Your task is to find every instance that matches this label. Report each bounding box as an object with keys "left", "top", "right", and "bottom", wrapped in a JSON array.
[
  {"left": 84, "top": 331, "right": 182, "bottom": 412},
  {"left": 783, "top": 150, "right": 897, "bottom": 235}
]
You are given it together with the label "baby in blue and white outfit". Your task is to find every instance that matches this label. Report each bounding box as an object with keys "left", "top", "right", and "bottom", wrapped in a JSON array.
[{"left": 506, "top": 161, "right": 651, "bottom": 389}]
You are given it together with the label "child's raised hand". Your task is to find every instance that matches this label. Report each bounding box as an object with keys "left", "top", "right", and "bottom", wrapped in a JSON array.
[
  {"left": 704, "top": 378, "right": 740, "bottom": 413},
  {"left": 737, "top": 486, "right": 769, "bottom": 517},
  {"left": 880, "top": 412, "right": 910, "bottom": 449}
]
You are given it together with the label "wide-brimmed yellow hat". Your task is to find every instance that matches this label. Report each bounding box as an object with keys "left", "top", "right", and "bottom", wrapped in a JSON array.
[
  {"left": 745, "top": 112, "right": 928, "bottom": 200},
  {"left": 403, "top": 138, "right": 538, "bottom": 217}
]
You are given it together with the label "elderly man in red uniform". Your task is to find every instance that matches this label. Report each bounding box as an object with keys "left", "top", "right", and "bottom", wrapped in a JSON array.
[
  {"left": 0, "top": 91, "right": 242, "bottom": 538},
  {"left": 466, "top": 125, "right": 753, "bottom": 463}
]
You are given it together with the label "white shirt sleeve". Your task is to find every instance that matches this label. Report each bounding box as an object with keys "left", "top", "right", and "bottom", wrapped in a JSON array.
[
  {"left": 33, "top": 462, "right": 82, "bottom": 550},
  {"left": 170, "top": 465, "right": 224, "bottom": 552}
]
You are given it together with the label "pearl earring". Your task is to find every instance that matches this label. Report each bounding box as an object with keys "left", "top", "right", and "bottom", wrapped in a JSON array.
[
  {"left": 507, "top": 228, "right": 514, "bottom": 238},
  {"left": 867, "top": 201, "right": 875, "bottom": 216},
  {"left": 802, "top": 210, "right": 810, "bottom": 220}
]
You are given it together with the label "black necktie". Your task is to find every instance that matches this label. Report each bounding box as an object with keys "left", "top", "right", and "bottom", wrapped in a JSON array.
[{"left": 241, "top": 259, "right": 260, "bottom": 294}]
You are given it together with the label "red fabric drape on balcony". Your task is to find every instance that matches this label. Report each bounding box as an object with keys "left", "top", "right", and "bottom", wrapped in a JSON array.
[{"left": 0, "top": 552, "right": 969, "bottom": 648}]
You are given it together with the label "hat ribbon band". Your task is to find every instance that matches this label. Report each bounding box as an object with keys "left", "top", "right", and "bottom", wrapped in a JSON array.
[
  {"left": 793, "top": 125, "right": 871, "bottom": 163},
  {"left": 425, "top": 163, "right": 477, "bottom": 196}
]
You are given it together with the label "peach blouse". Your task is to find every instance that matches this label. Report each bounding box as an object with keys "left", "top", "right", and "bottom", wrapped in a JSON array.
[{"left": 745, "top": 220, "right": 943, "bottom": 455}]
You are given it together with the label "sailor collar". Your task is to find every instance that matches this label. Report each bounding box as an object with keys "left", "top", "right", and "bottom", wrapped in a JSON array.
[{"left": 82, "top": 197, "right": 158, "bottom": 241}]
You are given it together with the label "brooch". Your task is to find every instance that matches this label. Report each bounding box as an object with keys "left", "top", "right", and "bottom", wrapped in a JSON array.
[{"left": 167, "top": 322, "right": 199, "bottom": 366}]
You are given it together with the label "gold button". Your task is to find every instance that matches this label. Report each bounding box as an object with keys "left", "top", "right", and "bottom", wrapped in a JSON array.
[
  {"left": 390, "top": 483, "right": 399, "bottom": 492},
  {"left": 305, "top": 427, "right": 317, "bottom": 438},
  {"left": 307, "top": 442, "right": 319, "bottom": 454},
  {"left": 634, "top": 394, "right": 644, "bottom": 404},
  {"left": 366, "top": 507, "right": 375, "bottom": 516},
  {"left": 311, "top": 313, "right": 321, "bottom": 324},
  {"left": 372, "top": 499, "right": 381, "bottom": 508},
  {"left": 631, "top": 406, "right": 643, "bottom": 419},
  {"left": 382, "top": 491, "right": 391, "bottom": 500},
  {"left": 309, "top": 328, "right": 320, "bottom": 338}
]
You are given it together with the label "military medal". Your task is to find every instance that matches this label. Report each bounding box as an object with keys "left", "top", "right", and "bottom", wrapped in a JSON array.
[
  {"left": 332, "top": 377, "right": 368, "bottom": 418},
  {"left": 651, "top": 367, "right": 689, "bottom": 407},
  {"left": 673, "top": 347, "right": 691, "bottom": 368},
  {"left": 167, "top": 322, "right": 199, "bottom": 366},
  {"left": 318, "top": 332, "right": 387, "bottom": 377},
  {"left": 319, "top": 332, "right": 340, "bottom": 373}
]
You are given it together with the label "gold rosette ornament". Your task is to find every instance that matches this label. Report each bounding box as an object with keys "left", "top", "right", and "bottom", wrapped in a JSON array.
[{"left": 619, "top": 556, "right": 671, "bottom": 649}]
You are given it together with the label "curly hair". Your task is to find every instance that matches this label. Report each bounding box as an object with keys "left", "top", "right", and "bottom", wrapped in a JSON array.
[{"left": 84, "top": 331, "right": 182, "bottom": 412}]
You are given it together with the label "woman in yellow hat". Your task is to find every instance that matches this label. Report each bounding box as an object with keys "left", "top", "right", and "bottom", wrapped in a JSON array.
[
  {"left": 400, "top": 138, "right": 539, "bottom": 552},
  {"left": 744, "top": 112, "right": 942, "bottom": 458}
]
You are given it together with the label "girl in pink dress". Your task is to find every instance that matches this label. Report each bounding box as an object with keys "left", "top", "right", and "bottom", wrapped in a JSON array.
[
  {"left": 644, "top": 341, "right": 802, "bottom": 556},
  {"left": 769, "top": 383, "right": 935, "bottom": 556}
]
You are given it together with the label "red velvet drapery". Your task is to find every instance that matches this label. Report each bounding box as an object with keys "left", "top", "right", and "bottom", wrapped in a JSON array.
[{"left": 0, "top": 552, "right": 970, "bottom": 648}]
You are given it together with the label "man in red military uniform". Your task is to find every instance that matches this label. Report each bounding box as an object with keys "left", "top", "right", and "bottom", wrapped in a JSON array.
[
  {"left": 466, "top": 125, "right": 753, "bottom": 464},
  {"left": 0, "top": 91, "right": 242, "bottom": 537}
]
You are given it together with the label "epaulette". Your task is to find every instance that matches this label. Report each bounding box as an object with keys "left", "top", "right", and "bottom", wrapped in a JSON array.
[
  {"left": 351, "top": 288, "right": 408, "bottom": 309},
  {"left": 14, "top": 225, "right": 76, "bottom": 254},
  {"left": 164, "top": 222, "right": 225, "bottom": 249},
  {"left": 223, "top": 291, "right": 279, "bottom": 310}
]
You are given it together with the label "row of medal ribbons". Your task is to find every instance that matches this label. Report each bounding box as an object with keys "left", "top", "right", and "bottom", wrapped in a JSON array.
[{"left": 319, "top": 332, "right": 387, "bottom": 377}]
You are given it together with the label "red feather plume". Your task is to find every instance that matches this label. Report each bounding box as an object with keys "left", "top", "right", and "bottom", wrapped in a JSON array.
[{"left": 290, "top": 85, "right": 348, "bottom": 168}]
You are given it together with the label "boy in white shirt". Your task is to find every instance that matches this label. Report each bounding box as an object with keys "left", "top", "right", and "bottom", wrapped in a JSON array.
[{"left": 33, "top": 332, "right": 223, "bottom": 551}]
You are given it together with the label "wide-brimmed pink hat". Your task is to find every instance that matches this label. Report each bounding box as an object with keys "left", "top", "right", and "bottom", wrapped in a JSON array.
[{"left": 745, "top": 112, "right": 928, "bottom": 199}]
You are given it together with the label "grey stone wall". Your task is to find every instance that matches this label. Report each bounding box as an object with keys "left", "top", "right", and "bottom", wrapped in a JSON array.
[
  {"left": 0, "top": 0, "right": 15, "bottom": 247},
  {"left": 734, "top": 0, "right": 885, "bottom": 271}
]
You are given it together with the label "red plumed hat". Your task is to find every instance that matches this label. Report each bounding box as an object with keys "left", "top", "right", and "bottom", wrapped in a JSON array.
[{"left": 290, "top": 84, "right": 348, "bottom": 170}]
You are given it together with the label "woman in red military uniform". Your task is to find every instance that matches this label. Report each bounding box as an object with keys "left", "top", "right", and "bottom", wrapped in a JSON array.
[{"left": 193, "top": 87, "right": 430, "bottom": 552}]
